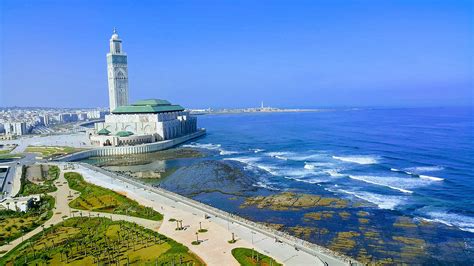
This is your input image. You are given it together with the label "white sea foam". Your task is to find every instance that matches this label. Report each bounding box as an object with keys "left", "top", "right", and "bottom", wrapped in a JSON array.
[
  {"left": 419, "top": 175, "right": 444, "bottom": 181},
  {"left": 425, "top": 212, "right": 474, "bottom": 233},
  {"left": 219, "top": 150, "right": 240, "bottom": 155},
  {"left": 266, "top": 152, "right": 291, "bottom": 161},
  {"left": 337, "top": 189, "right": 405, "bottom": 210},
  {"left": 224, "top": 157, "right": 278, "bottom": 175},
  {"left": 391, "top": 168, "right": 444, "bottom": 181},
  {"left": 251, "top": 148, "right": 265, "bottom": 153},
  {"left": 348, "top": 175, "right": 414, "bottom": 194},
  {"left": 283, "top": 176, "right": 324, "bottom": 184},
  {"left": 303, "top": 162, "right": 334, "bottom": 170},
  {"left": 323, "top": 169, "right": 345, "bottom": 177},
  {"left": 406, "top": 166, "right": 444, "bottom": 172},
  {"left": 264, "top": 151, "right": 328, "bottom": 162},
  {"left": 332, "top": 155, "right": 378, "bottom": 165},
  {"left": 253, "top": 181, "right": 280, "bottom": 191},
  {"left": 183, "top": 143, "right": 221, "bottom": 150},
  {"left": 182, "top": 142, "right": 239, "bottom": 156}
]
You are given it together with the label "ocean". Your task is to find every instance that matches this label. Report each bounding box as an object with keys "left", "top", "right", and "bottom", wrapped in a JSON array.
[
  {"left": 85, "top": 107, "right": 474, "bottom": 264},
  {"left": 193, "top": 107, "right": 474, "bottom": 230}
]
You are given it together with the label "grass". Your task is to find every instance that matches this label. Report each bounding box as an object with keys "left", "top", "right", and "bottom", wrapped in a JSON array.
[
  {"left": 19, "top": 165, "right": 60, "bottom": 196},
  {"left": 232, "top": 248, "right": 282, "bottom": 266},
  {"left": 0, "top": 217, "right": 204, "bottom": 265},
  {"left": 25, "top": 145, "right": 85, "bottom": 159},
  {"left": 0, "top": 153, "right": 24, "bottom": 160},
  {"left": 64, "top": 172, "right": 163, "bottom": 221},
  {"left": 0, "top": 195, "right": 55, "bottom": 246}
]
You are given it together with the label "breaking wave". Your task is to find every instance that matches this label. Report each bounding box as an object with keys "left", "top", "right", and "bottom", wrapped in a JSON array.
[
  {"left": 337, "top": 189, "right": 405, "bottom": 210},
  {"left": 182, "top": 143, "right": 221, "bottom": 150},
  {"left": 266, "top": 152, "right": 290, "bottom": 161},
  {"left": 348, "top": 175, "right": 415, "bottom": 194},
  {"left": 332, "top": 155, "right": 378, "bottom": 165},
  {"left": 406, "top": 166, "right": 444, "bottom": 172},
  {"left": 182, "top": 142, "right": 239, "bottom": 156},
  {"left": 224, "top": 157, "right": 278, "bottom": 175},
  {"left": 419, "top": 175, "right": 444, "bottom": 181},
  {"left": 283, "top": 176, "right": 325, "bottom": 184},
  {"left": 253, "top": 181, "right": 280, "bottom": 191},
  {"left": 390, "top": 168, "right": 444, "bottom": 181},
  {"left": 424, "top": 212, "right": 474, "bottom": 233}
]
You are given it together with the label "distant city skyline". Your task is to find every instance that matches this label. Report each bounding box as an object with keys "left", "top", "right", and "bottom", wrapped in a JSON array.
[{"left": 1, "top": 0, "right": 472, "bottom": 108}]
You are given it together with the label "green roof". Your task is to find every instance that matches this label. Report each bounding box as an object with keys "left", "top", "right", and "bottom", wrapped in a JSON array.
[
  {"left": 112, "top": 99, "right": 185, "bottom": 114},
  {"left": 97, "top": 128, "right": 111, "bottom": 135},
  {"left": 116, "top": 131, "right": 134, "bottom": 137},
  {"left": 132, "top": 99, "right": 171, "bottom": 106}
]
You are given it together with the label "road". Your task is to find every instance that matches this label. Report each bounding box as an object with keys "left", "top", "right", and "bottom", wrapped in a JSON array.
[{"left": 0, "top": 153, "right": 37, "bottom": 199}]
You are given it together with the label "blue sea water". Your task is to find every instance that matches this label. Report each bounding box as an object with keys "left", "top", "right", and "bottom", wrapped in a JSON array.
[{"left": 187, "top": 107, "right": 474, "bottom": 233}]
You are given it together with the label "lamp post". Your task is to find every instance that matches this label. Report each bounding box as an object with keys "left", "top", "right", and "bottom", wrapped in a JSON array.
[{"left": 251, "top": 231, "right": 256, "bottom": 259}]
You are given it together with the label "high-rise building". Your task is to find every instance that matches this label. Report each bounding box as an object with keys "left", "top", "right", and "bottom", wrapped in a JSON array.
[
  {"left": 106, "top": 28, "right": 129, "bottom": 112},
  {"left": 4, "top": 122, "right": 27, "bottom": 136}
]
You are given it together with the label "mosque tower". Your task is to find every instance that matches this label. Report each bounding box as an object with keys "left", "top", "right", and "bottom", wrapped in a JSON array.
[{"left": 106, "top": 28, "right": 129, "bottom": 112}]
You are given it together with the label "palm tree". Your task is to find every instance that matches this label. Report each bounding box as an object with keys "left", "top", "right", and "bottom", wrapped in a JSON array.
[{"left": 65, "top": 249, "right": 70, "bottom": 263}]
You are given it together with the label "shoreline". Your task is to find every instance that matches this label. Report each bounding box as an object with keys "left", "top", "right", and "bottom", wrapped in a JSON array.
[{"left": 70, "top": 162, "right": 356, "bottom": 265}]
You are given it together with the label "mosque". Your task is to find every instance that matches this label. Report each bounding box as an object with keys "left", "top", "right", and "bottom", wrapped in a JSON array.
[{"left": 89, "top": 29, "right": 199, "bottom": 147}]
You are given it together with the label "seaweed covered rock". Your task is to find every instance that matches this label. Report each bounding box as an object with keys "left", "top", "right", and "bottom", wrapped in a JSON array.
[{"left": 159, "top": 160, "right": 259, "bottom": 196}]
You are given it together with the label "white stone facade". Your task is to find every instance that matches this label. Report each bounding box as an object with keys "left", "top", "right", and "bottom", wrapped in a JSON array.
[
  {"left": 107, "top": 29, "right": 129, "bottom": 112},
  {"left": 91, "top": 111, "right": 197, "bottom": 147}
]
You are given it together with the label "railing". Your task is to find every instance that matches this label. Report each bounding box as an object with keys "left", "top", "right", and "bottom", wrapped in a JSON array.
[{"left": 76, "top": 162, "right": 359, "bottom": 266}]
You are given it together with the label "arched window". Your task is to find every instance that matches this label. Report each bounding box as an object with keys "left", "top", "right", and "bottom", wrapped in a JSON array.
[{"left": 116, "top": 71, "right": 126, "bottom": 79}]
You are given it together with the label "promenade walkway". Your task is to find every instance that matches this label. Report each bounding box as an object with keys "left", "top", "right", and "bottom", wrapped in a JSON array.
[
  {"left": 1, "top": 163, "right": 353, "bottom": 265},
  {"left": 71, "top": 163, "right": 350, "bottom": 266}
]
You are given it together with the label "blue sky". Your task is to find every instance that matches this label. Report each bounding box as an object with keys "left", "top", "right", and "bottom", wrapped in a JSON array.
[{"left": 1, "top": 0, "right": 472, "bottom": 108}]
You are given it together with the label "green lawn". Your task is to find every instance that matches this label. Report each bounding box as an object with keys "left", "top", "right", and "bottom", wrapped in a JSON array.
[
  {"left": 65, "top": 172, "right": 163, "bottom": 221},
  {"left": 25, "top": 146, "right": 85, "bottom": 159},
  {"left": 19, "top": 165, "right": 60, "bottom": 196},
  {"left": 0, "top": 217, "right": 204, "bottom": 265},
  {"left": 0, "top": 153, "right": 24, "bottom": 160},
  {"left": 232, "top": 248, "right": 282, "bottom": 266},
  {"left": 0, "top": 195, "right": 55, "bottom": 246}
]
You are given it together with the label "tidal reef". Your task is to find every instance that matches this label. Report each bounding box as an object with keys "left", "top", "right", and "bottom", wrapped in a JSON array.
[
  {"left": 240, "top": 192, "right": 348, "bottom": 210},
  {"left": 159, "top": 160, "right": 259, "bottom": 196}
]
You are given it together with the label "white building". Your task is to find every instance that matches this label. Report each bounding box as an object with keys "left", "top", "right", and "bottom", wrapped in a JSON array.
[
  {"left": 107, "top": 28, "right": 129, "bottom": 113},
  {"left": 4, "top": 122, "right": 27, "bottom": 136},
  {"left": 89, "top": 30, "right": 198, "bottom": 147}
]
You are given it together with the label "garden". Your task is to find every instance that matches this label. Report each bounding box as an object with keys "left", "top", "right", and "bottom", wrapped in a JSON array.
[
  {"left": 0, "top": 217, "right": 204, "bottom": 265},
  {"left": 64, "top": 172, "right": 163, "bottom": 221}
]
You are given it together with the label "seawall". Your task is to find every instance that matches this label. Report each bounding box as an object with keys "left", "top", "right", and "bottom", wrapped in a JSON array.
[
  {"left": 56, "top": 129, "right": 206, "bottom": 161},
  {"left": 74, "top": 162, "right": 357, "bottom": 265}
]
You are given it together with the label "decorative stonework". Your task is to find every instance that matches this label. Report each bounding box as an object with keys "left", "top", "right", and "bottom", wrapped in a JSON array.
[{"left": 106, "top": 28, "right": 129, "bottom": 112}]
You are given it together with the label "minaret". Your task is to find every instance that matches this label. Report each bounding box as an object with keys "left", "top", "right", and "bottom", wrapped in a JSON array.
[{"left": 106, "top": 28, "right": 129, "bottom": 112}]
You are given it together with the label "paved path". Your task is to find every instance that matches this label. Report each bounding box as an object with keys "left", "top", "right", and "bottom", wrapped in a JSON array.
[
  {"left": 71, "top": 164, "right": 338, "bottom": 266},
  {"left": 0, "top": 163, "right": 348, "bottom": 265},
  {"left": 1, "top": 133, "right": 93, "bottom": 154},
  {"left": 0, "top": 170, "right": 161, "bottom": 257}
]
